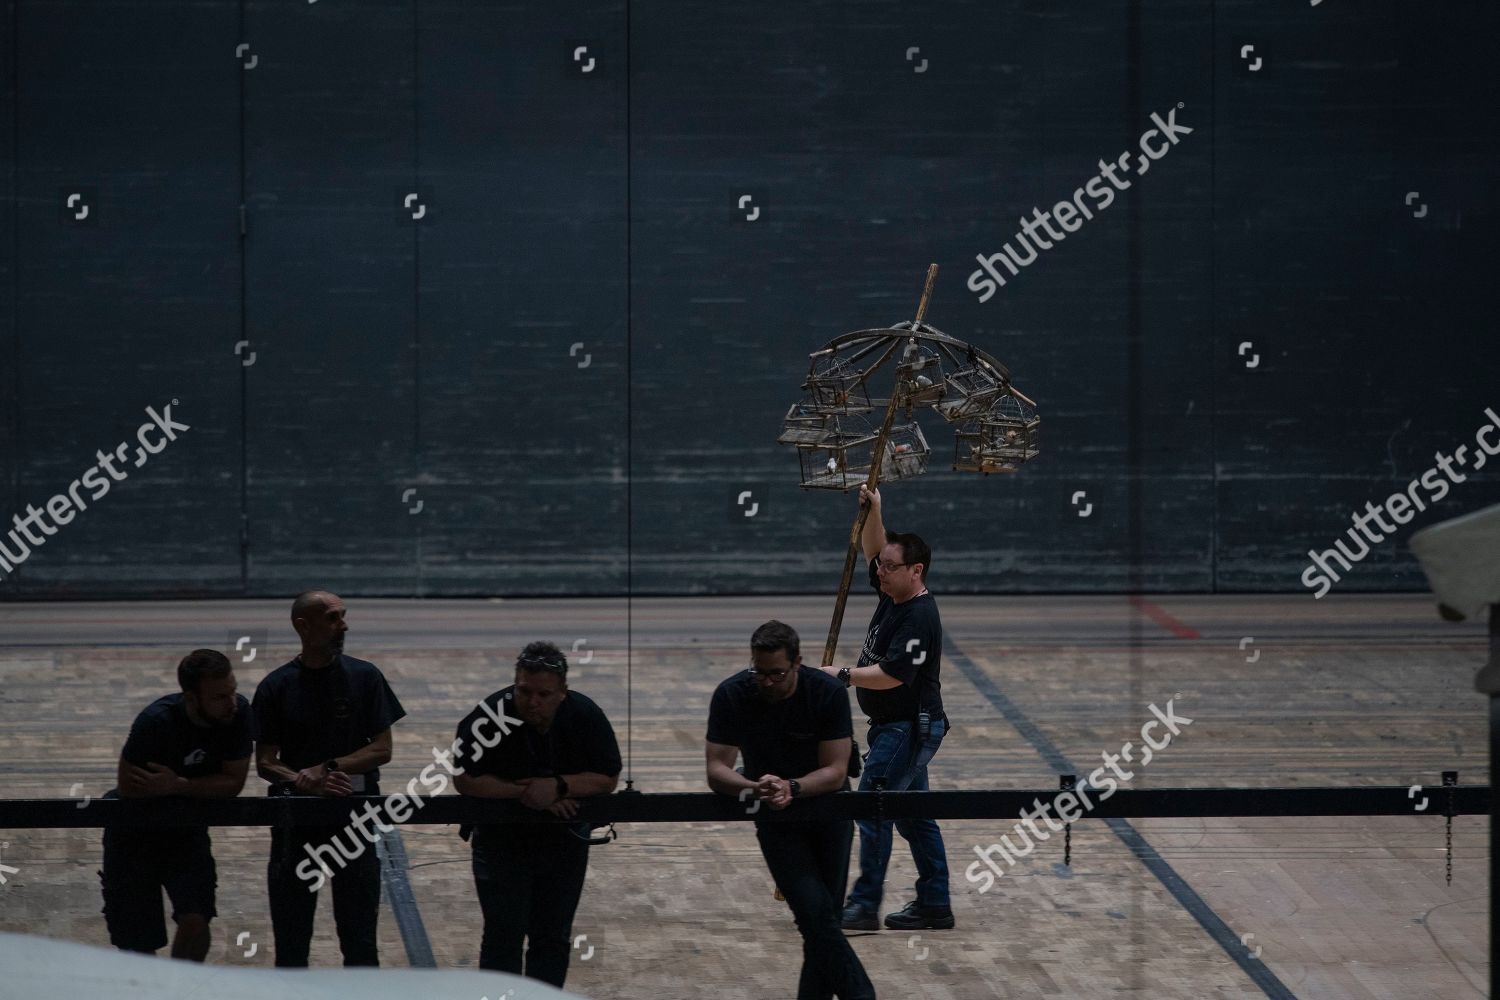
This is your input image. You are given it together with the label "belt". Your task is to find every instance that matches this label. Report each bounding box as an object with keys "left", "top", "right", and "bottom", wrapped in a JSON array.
[{"left": 867, "top": 713, "right": 946, "bottom": 727}]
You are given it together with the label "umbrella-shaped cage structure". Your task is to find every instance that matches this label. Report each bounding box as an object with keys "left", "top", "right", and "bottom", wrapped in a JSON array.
[
  {"left": 777, "top": 323, "right": 1040, "bottom": 490},
  {"left": 773, "top": 264, "right": 1042, "bottom": 669}
]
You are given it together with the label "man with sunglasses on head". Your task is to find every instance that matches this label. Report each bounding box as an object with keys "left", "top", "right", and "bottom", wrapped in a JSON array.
[
  {"left": 453, "top": 641, "right": 621, "bottom": 988},
  {"left": 706, "top": 620, "right": 875, "bottom": 1000},
  {"left": 821, "top": 484, "right": 952, "bottom": 933}
]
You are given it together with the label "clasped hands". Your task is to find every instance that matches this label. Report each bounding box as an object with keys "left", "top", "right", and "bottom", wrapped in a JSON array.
[
  {"left": 751, "top": 774, "right": 794, "bottom": 810},
  {"left": 293, "top": 765, "right": 353, "bottom": 797},
  {"left": 517, "top": 776, "right": 578, "bottom": 817}
]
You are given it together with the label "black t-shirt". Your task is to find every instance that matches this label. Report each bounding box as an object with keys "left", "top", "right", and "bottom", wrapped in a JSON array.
[
  {"left": 108, "top": 692, "right": 256, "bottom": 837},
  {"left": 706, "top": 665, "right": 853, "bottom": 791},
  {"left": 454, "top": 687, "right": 621, "bottom": 845},
  {"left": 118, "top": 692, "right": 255, "bottom": 777},
  {"left": 855, "top": 557, "right": 945, "bottom": 723},
  {"left": 251, "top": 654, "right": 406, "bottom": 785}
]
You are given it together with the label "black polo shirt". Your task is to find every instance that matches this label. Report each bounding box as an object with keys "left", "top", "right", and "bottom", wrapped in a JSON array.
[
  {"left": 706, "top": 665, "right": 852, "bottom": 790},
  {"left": 108, "top": 692, "right": 255, "bottom": 838},
  {"left": 251, "top": 654, "right": 405, "bottom": 786},
  {"left": 855, "top": 557, "right": 945, "bottom": 724},
  {"left": 454, "top": 687, "right": 621, "bottom": 845}
]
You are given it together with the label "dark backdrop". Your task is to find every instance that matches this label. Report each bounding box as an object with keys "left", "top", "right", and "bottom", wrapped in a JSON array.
[{"left": 1, "top": 0, "right": 1495, "bottom": 598}]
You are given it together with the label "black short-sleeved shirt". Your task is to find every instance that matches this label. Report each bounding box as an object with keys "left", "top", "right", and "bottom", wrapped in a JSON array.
[
  {"left": 855, "top": 558, "right": 945, "bottom": 723},
  {"left": 251, "top": 654, "right": 405, "bottom": 783},
  {"left": 706, "top": 666, "right": 853, "bottom": 792},
  {"left": 454, "top": 687, "right": 621, "bottom": 845},
  {"left": 108, "top": 692, "right": 256, "bottom": 838}
]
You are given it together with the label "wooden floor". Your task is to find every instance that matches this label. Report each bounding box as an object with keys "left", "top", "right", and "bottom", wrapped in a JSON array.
[{"left": 0, "top": 593, "right": 1489, "bottom": 998}]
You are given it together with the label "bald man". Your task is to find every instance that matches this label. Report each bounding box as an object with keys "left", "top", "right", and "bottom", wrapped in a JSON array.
[{"left": 253, "top": 590, "right": 406, "bottom": 967}]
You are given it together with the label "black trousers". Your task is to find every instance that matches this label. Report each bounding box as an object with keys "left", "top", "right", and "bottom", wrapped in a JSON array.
[
  {"left": 473, "top": 831, "right": 591, "bottom": 987},
  {"left": 756, "top": 820, "right": 877, "bottom": 1000},
  {"left": 267, "top": 822, "right": 381, "bottom": 967}
]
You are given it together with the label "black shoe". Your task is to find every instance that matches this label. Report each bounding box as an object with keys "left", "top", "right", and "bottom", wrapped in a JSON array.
[
  {"left": 882, "top": 900, "right": 955, "bottom": 930},
  {"left": 840, "top": 903, "right": 879, "bottom": 931}
]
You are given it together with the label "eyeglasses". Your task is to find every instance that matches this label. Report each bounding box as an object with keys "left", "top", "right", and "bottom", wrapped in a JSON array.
[
  {"left": 876, "top": 560, "right": 910, "bottom": 573},
  {"left": 748, "top": 666, "right": 792, "bottom": 681}
]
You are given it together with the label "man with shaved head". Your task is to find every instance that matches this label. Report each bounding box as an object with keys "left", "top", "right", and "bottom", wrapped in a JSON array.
[{"left": 253, "top": 590, "right": 406, "bottom": 967}]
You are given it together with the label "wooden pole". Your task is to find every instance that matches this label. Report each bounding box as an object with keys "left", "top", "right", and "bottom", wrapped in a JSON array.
[{"left": 821, "top": 263, "right": 938, "bottom": 666}]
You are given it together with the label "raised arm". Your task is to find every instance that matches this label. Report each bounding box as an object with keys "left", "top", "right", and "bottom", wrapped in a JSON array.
[{"left": 860, "top": 484, "right": 886, "bottom": 563}]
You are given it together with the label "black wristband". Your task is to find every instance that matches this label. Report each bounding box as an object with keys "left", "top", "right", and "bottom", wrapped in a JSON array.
[
  {"left": 554, "top": 774, "right": 569, "bottom": 798},
  {"left": 788, "top": 778, "right": 802, "bottom": 798},
  {"left": 837, "top": 667, "right": 851, "bottom": 688}
]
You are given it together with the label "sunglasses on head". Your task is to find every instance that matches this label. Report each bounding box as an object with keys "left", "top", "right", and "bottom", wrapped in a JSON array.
[{"left": 518, "top": 655, "right": 567, "bottom": 674}]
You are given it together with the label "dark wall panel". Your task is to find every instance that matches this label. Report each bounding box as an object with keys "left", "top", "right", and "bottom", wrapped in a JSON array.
[
  {"left": 0, "top": 0, "right": 1494, "bottom": 598},
  {"left": 1213, "top": 0, "right": 1500, "bottom": 594},
  {"left": 413, "top": 1, "right": 627, "bottom": 596},
  {"left": 629, "top": 2, "right": 1155, "bottom": 594},
  {"left": 7, "top": 0, "right": 241, "bottom": 596},
  {"left": 242, "top": 2, "right": 418, "bottom": 595}
]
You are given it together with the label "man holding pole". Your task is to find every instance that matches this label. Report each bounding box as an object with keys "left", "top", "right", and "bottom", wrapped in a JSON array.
[{"left": 822, "top": 484, "right": 953, "bottom": 931}]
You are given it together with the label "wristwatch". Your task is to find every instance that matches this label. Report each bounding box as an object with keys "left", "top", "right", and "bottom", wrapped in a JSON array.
[
  {"left": 324, "top": 758, "right": 340, "bottom": 773},
  {"left": 788, "top": 779, "right": 802, "bottom": 798},
  {"left": 554, "top": 775, "right": 570, "bottom": 798},
  {"left": 837, "top": 667, "right": 851, "bottom": 688}
]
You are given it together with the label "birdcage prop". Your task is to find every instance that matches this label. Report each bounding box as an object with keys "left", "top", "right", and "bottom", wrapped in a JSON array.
[
  {"left": 803, "top": 354, "right": 874, "bottom": 415},
  {"left": 880, "top": 422, "right": 932, "bottom": 480},
  {"left": 774, "top": 266, "right": 1043, "bottom": 731},
  {"left": 780, "top": 306, "right": 1040, "bottom": 491},
  {"left": 793, "top": 414, "right": 931, "bottom": 490},
  {"left": 934, "top": 363, "right": 1005, "bottom": 422},
  {"left": 895, "top": 342, "right": 946, "bottom": 409},
  {"left": 776, "top": 398, "right": 832, "bottom": 447},
  {"left": 952, "top": 388, "right": 1041, "bottom": 474}
]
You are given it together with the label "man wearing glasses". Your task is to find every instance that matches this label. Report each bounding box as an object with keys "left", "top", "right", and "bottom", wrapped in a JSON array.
[
  {"left": 706, "top": 620, "right": 875, "bottom": 1000},
  {"left": 453, "top": 641, "right": 621, "bottom": 988},
  {"left": 822, "top": 485, "right": 953, "bottom": 932}
]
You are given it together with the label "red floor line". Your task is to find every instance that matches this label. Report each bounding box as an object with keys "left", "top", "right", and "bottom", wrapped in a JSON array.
[{"left": 1128, "top": 595, "right": 1202, "bottom": 639}]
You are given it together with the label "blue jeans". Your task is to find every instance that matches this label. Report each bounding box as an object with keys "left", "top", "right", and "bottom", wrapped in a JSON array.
[{"left": 847, "top": 717, "right": 950, "bottom": 912}]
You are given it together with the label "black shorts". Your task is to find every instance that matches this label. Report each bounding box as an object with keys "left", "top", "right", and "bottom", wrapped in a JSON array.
[{"left": 99, "top": 826, "right": 217, "bottom": 953}]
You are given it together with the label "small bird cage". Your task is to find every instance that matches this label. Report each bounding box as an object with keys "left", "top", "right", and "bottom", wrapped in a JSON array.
[
  {"left": 776, "top": 398, "right": 831, "bottom": 446},
  {"left": 795, "top": 414, "right": 881, "bottom": 490},
  {"left": 879, "top": 422, "right": 932, "bottom": 481},
  {"left": 795, "top": 417, "right": 932, "bottom": 490},
  {"left": 935, "top": 364, "right": 1004, "bottom": 422},
  {"left": 803, "top": 355, "right": 873, "bottom": 414},
  {"left": 953, "top": 389, "right": 1041, "bottom": 474},
  {"left": 896, "top": 341, "right": 946, "bottom": 409}
]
